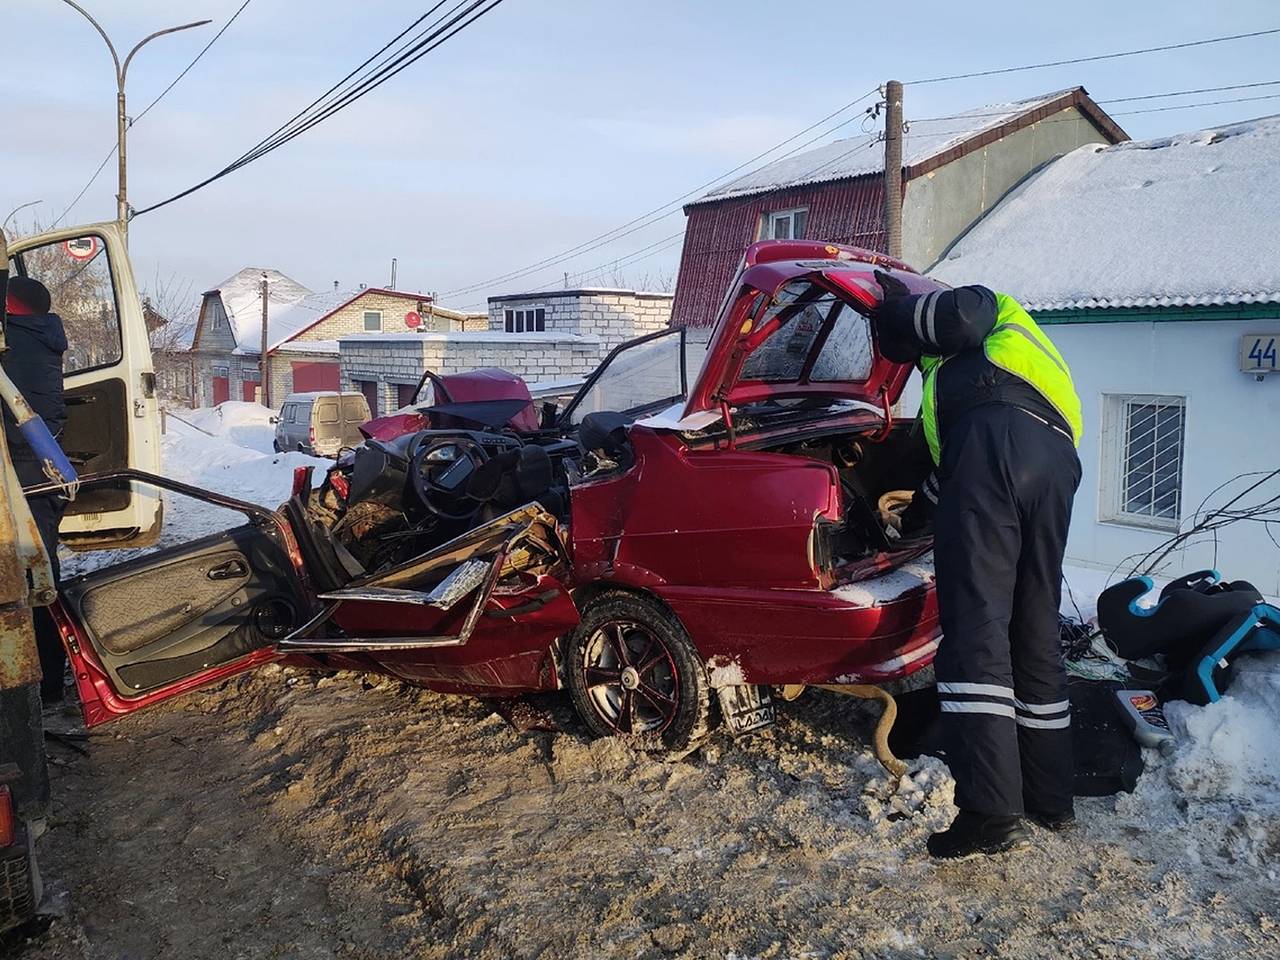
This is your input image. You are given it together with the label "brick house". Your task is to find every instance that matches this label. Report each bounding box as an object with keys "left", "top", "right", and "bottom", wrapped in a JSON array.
[
  {"left": 670, "top": 87, "right": 1127, "bottom": 330},
  {"left": 337, "top": 287, "right": 673, "bottom": 416},
  {"left": 189, "top": 267, "right": 484, "bottom": 407}
]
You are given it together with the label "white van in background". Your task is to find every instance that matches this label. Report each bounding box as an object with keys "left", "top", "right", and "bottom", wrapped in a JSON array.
[{"left": 272, "top": 391, "right": 370, "bottom": 457}]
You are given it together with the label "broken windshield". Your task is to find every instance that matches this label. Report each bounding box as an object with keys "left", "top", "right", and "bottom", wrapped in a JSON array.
[{"left": 741, "top": 279, "right": 875, "bottom": 385}]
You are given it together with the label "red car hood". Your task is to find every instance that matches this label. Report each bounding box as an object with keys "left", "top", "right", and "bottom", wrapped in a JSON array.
[{"left": 681, "top": 240, "right": 948, "bottom": 420}]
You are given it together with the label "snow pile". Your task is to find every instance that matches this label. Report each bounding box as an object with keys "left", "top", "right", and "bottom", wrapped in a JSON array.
[
  {"left": 176, "top": 400, "right": 279, "bottom": 454},
  {"left": 930, "top": 114, "right": 1280, "bottom": 310}
]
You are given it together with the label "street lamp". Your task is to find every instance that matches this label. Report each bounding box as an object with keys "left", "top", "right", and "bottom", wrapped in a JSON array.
[
  {"left": 2, "top": 201, "right": 43, "bottom": 235},
  {"left": 58, "top": 1, "right": 209, "bottom": 243}
]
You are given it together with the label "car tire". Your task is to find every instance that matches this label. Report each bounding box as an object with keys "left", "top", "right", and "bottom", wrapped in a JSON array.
[{"left": 566, "top": 591, "right": 714, "bottom": 754}]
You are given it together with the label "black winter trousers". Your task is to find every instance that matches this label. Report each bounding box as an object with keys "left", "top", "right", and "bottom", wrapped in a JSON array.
[{"left": 933, "top": 403, "right": 1081, "bottom": 817}]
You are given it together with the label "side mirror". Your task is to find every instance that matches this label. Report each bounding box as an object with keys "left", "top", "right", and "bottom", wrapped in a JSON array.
[{"left": 269, "top": 416, "right": 280, "bottom": 424}]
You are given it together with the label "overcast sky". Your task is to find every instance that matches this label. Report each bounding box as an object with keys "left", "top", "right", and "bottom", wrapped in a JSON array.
[{"left": 6, "top": 0, "right": 1278, "bottom": 311}]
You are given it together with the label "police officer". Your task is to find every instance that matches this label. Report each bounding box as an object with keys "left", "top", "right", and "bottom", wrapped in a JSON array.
[{"left": 873, "top": 273, "right": 1082, "bottom": 859}]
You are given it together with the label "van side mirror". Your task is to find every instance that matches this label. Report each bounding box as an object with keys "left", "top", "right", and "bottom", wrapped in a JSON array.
[{"left": 269, "top": 416, "right": 280, "bottom": 424}]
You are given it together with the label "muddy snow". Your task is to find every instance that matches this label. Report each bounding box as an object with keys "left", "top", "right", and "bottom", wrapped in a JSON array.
[{"left": 16, "top": 404, "right": 1280, "bottom": 959}]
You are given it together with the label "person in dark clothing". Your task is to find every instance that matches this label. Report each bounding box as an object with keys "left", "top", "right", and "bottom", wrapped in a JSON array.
[
  {"left": 3, "top": 275, "right": 69, "bottom": 704},
  {"left": 872, "top": 273, "right": 1083, "bottom": 860}
]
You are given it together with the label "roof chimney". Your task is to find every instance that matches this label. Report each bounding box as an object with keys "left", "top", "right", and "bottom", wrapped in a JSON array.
[{"left": 333, "top": 280, "right": 339, "bottom": 291}]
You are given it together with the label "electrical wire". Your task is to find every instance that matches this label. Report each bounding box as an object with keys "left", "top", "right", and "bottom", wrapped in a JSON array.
[
  {"left": 51, "top": 0, "right": 256, "bottom": 228},
  {"left": 910, "top": 85, "right": 1280, "bottom": 125},
  {"left": 440, "top": 87, "right": 883, "bottom": 299},
  {"left": 132, "top": 0, "right": 507, "bottom": 219},
  {"left": 906, "top": 26, "right": 1280, "bottom": 85}
]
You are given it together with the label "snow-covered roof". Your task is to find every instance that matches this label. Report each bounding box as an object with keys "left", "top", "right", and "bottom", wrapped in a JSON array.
[
  {"left": 205, "top": 267, "right": 312, "bottom": 350},
  {"left": 929, "top": 115, "right": 1280, "bottom": 311},
  {"left": 687, "top": 88, "right": 1119, "bottom": 207},
  {"left": 338, "top": 331, "right": 601, "bottom": 345},
  {"left": 260, "top": 286, "right": 362, "bottom": 352}
]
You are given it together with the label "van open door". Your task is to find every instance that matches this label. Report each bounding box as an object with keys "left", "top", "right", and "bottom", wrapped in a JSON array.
[{"left": 6, "top": 222, "right": 163, "bottom": 548}]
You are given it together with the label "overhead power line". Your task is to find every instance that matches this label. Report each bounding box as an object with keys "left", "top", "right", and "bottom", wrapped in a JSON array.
[
  {"left": 52, "top": 0, "right": 255, "bottom": 228},
  {"left": 907, "top": 26, "right": 1280, "bottom": 85},
  {"left": 441, "top": 87, "right": 884, "bottom": 298},
  {"left": 132, "top": 0, "right": 508, "bottom": 219},
  {"left": 909, "top": 89, "right": 1280, "bottom": 128}
]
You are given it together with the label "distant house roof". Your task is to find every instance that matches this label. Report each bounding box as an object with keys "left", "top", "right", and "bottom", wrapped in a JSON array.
[
  {"left": 929, "top": 115, "right": 1280, "bottom": 312},
  {"left": 222, "top": 285, "right": 441, "bottom": 356},
  {"left": 686, "top": 87, "right": 1125, "bottom": 209},
  {"left": 203, "top": 267, "right": 313, "bottom": 351}
]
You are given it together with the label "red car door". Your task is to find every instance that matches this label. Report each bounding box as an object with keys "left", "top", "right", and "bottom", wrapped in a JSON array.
[{"left": 51, "top": 473, "right": 307, "bottom": 727}]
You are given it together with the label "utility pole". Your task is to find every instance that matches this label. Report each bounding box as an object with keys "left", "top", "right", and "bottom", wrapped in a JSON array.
[
  {"left": 883, "top": 79, "right": 904, "bottom": 259},
  {"left": 259, "top": 272, "right": 270, "bottom": 407},
  {"left": 58, "top": 1, "right": 209, "bottom": 244}
]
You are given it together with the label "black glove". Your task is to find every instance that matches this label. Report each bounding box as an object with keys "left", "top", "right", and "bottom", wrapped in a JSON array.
[
  {"left": 896, "top": 489, "right": 935, "bottom": 542},
  {"left": 874, "top": 269, "right": 911, "bottom": 302},
  {"left": 871, "top": 270, "right": 922, "bottom": 365}
]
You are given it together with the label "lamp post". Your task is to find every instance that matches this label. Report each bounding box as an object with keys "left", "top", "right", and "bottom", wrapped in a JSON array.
[
  {"left": 58, "top": 1, "right": 209, "bottom": 243},
  {"left": 2, "top": 201, "right": 43, "bottom": 235}
]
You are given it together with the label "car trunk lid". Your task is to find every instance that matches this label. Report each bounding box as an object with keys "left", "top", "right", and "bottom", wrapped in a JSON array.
[{"left": 681, "top": 241, "right": 946, "bottom": 423}]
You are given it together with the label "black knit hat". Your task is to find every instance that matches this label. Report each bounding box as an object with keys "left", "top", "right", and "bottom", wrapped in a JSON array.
[{"left": 6, "top": 276, "right": 52, "bottom": 315}]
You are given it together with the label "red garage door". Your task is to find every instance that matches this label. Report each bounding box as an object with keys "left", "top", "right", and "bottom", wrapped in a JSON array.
[
  {"left": 242, "top": 381, "right": 259, "bottom": 402},
  {"left": 292, "top": 361, "right": 340, "bottom": 393},
  {"left": 211, "top": 376, "right": 230, "bottom": 405}
]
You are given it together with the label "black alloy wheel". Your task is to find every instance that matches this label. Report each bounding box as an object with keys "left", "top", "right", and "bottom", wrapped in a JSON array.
[{"left": 566, "top": 591, "right": 713, "bottom": 753}]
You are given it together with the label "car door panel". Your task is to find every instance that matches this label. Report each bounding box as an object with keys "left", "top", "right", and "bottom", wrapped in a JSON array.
[{"left": 57, "top": 517, "right": 306, "bottom": 723}]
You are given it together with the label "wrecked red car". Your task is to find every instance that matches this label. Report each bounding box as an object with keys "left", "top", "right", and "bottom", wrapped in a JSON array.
[{"left": 51, "top": 241, "right": 942, "bottom": 752}]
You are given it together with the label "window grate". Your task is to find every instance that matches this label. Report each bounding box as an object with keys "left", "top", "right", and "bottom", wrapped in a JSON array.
[{"left": 1120, "top": 398, "right": 1185, "bottom": 521}]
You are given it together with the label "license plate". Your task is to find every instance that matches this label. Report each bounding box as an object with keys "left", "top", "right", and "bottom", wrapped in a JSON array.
[{"left": 716, "top": 684, "right": 775, "bottom": 736}]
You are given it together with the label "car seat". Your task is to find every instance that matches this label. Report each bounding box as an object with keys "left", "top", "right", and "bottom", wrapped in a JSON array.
[{"left": 1097, "top": 570, "right": 1280, "bottom": 704}]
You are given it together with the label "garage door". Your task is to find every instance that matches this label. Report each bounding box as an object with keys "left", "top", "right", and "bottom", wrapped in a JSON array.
[
  {"left": 291, "top": 361, "right": 340, "bottom": 393},
  {"left": 211, "top": 376, "right": 229, "bottom": 405},
  {"left": 241, "top": 380, "right": 259, "bottom": 402}
]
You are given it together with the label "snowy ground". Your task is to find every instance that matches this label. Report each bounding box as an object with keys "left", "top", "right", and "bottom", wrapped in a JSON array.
[{"left": 21, "top": 403, "right": 1280, "bottom": 959}]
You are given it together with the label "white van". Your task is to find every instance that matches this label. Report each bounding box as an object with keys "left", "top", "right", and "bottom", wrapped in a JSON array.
[{"left": 272, "top": 391, "right": 370, "bottom": 457}]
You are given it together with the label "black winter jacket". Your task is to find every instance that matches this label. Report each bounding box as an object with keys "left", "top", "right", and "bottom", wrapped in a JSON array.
[{"left": 3, "top": 311, "right": 69, "bottom": 460}]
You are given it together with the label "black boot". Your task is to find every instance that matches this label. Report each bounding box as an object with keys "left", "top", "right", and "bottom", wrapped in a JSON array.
[
  {"left": 1026, "top": 806, "right": 1075, "bottom": 832},
  {"left": 927, "top": 810, "right": 1031, "bottom": 859}
]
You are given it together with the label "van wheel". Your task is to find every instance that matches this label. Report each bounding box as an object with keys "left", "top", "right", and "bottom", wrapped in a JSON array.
[
  {"left": 272, "top": 440, "right": 282, "bottom": 453},
  {"left": 566, "top": 591, "right": 714, "bottom": 754}
]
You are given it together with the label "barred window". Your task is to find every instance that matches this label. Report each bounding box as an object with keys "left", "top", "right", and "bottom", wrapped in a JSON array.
[{"left": 1106, "top": 395, "right": 1185, "bottom": 528}]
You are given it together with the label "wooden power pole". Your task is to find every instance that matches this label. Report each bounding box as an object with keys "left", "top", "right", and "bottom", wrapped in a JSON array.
[
  {"left": 259, "top": 272, "right": 270, "bottom": 407},
  {"left": 883, "top": 80, "right": 904, "bottom": 259}
]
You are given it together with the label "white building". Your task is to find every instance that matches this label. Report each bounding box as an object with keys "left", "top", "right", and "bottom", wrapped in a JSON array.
[{"left": 929, "top": 116, "right": 1280, "bottom": 595}]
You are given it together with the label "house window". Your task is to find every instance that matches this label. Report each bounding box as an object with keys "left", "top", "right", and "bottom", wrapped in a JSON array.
[
  {"left": 763, "top": 207, "right": 808, "bottom": 241},
  {"left": 1103, "top": 395, "right": 1186, "bottom": 529},
  {"left": 363, "top": 310, "right": 383, "bottom": 332},
  {"left": 502, "top": 307, "right": 546, "bottom": 333}
]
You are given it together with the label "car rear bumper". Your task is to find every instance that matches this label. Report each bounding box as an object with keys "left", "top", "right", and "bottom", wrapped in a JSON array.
[{"left": 655, "top": 554, "right": 939, "bottom": 687}]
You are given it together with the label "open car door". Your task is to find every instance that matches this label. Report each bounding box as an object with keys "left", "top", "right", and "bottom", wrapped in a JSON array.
[
  {"left": 51, "top": 474, "right": 307, "bottom": 727},
  {"left": 6, "top": 222, "right": 162, "bottom": 548}
]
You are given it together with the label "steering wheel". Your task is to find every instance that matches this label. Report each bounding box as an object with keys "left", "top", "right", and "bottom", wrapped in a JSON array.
[{"left": 409, "top": 436, "right": 490, "bottom": 521}]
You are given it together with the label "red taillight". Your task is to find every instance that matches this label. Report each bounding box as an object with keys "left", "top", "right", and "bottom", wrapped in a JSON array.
[
  {"left": 0, "top": 785, "right": 14, "bottom": 847},
  {"left": 291, "top": 466, "right": 313, "bottom": 498},
  {"left": 329, "top": 473, "right": 350, "bottom": 500},
  {"left": 309, "top": 425, "right": 316, "bottom": 444}
]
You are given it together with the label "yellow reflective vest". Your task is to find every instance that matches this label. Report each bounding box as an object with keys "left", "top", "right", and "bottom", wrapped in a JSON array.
[{"left": 920, "top": 293, "right": 1082, "bottom": 464}]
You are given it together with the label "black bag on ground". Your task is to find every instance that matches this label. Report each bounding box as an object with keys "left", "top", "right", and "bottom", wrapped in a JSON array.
[{"left": 888, "top": 680, "right": 1143, "bottom": 797}]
